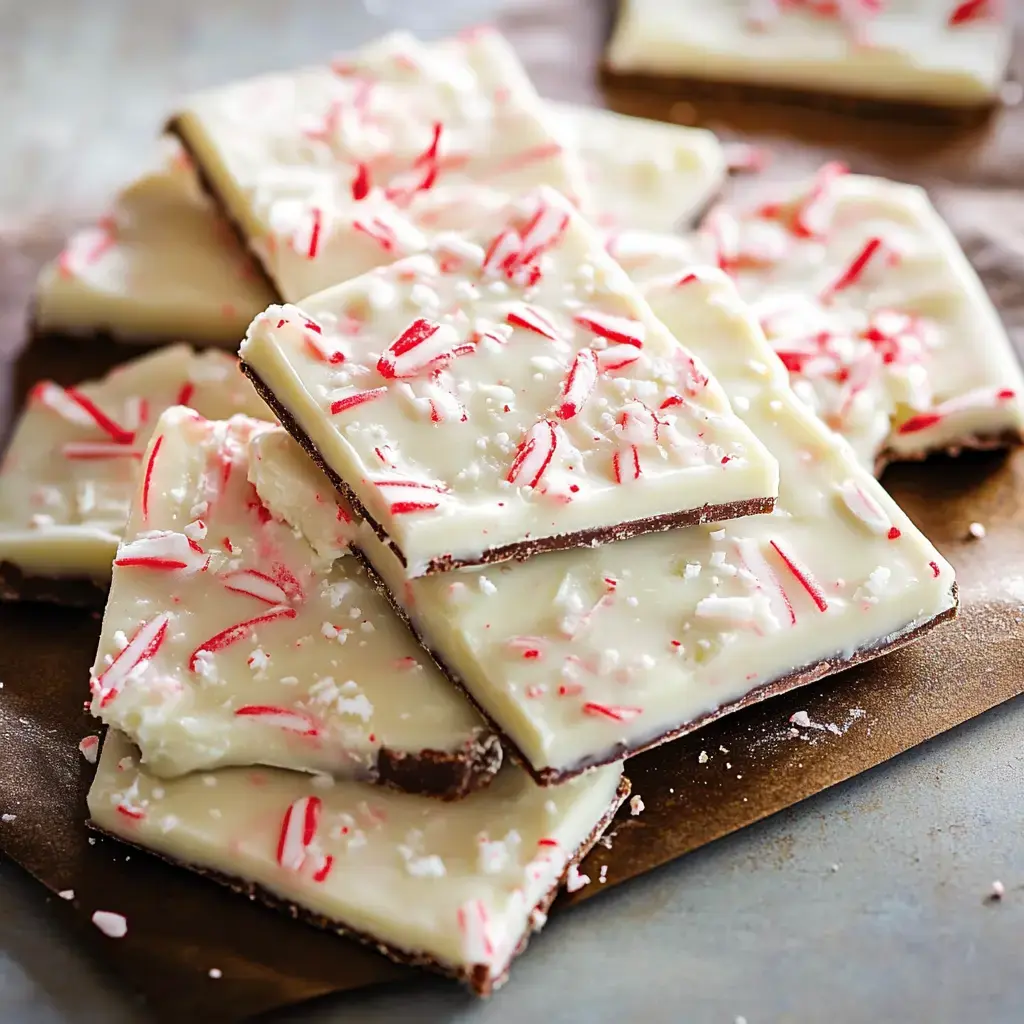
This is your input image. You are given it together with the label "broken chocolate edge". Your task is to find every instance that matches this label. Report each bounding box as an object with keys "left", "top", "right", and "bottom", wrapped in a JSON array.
[
  {"left": 238, "top": 364, "right": 960, "bottom": 784},
  {"left": 239, "top": 363, "right": 778, "bottom": 576},
  {"left": 0, "top": 559, "right": 109, "bottom": 611},
  {"left": 86, "top": 773, "right": 631, "bottom": 997}
]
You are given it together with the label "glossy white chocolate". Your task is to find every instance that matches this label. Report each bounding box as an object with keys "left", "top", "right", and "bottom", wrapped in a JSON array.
[
  {"left": 174, "top": 30, "right": 590, "bottom": 301},
  {"left": 241, "top": 187, "right": 779, "bottom": 577},
  {"left": 607, "top": 0, "right": 1011, "bottom": 108},
  {"left": 295, "top": 266, "right": 958, "bottom": 779},
  {"left": 89, "top": 408, "right": 494, "bottom": 782},
  {"left": 88, "top": 729, "right": 624, "bottom": 990},
  {"left": 681, "top": 168, "right": 1024, "bottom": 469},
  {"left": 551, "top": 102, "right": 725, "bottom": 231},
  {"left": 0, "top": 346, "right": 267, "bottom": 584},
  {"left": 34, "top": 141, "right": 273, "bottom": 346}
]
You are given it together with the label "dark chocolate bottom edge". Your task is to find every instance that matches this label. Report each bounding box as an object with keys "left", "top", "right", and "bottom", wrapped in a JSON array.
[
  {"left": 875, "top": 430, "right": 1024, "bottom": 477},
  {"left": 0, "top": 560, "right": 109, "bottom": 611},
  {"left": 238, "top": 363, "right": 962, "bottom": 786},
  {"left": 239, "top": 362, "right": 777, "bottom": 575},
  {"left": 599, "top": 65, "right": 1002, "bottom": 126},
  {"left": 87, "top": 776, "right": 631, "bottom": 997}
]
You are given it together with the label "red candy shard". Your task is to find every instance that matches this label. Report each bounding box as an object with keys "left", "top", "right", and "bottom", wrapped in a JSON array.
[
  {"left": 141, "top": 434, "right": 164, "bottom": 519},
  {"left": 330, "top": 386, "right": 388, "bottom": 416},
  {"left": 188, "top": 606, "right": 297, "bottom": 671},
  {"left": 276, "top": 795, "right": 323, "bottom": 872},
  {"left": 769, "top": 539, "right": 829, "bottom": 613},
  {"left": 114, "top": 531, "right": 210, "bottom": 573},
  {"left": 582, "top": 702, "right": 643, "bottom": 722},
  {"left": 611, "top": 445, "right": 641, "bottom": 484},
  {"left": 235, "top": 706, "right": 319, "bottom": 735},
  {"left": 377, "top": 318, "right": 463, "bottom": 379},
  {"left": 507, "top": 419, "right": 558, "bottom": 489},
  {"left": 91, "top": 613, "right": 171, "bottom": 707},
  {"left": 351, "top": 162, "right": 371, "bottom": 201},
  {"left": 557, "top": 348, "right": 598, "bottom": 419},
  {"left": 506, "top": 303, "right": 560, "bottom": 341},
  {"left": 948, "top": 0, "right": 997, "bottom": 25},
  {"left": 573, "top": 310, "right": 646, "bottom": 348},
  {"left": 821, "top": 236, "right": 885, "bottom": 300}
]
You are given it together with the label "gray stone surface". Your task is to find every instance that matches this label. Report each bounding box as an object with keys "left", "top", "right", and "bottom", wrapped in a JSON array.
[{"left": 1, "top": 1, "right": 1022, "bottom": 1021}]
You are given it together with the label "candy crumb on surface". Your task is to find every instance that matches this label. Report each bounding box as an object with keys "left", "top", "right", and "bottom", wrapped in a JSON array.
[
  {"left": 58, "top": 889, "right": 75, "bottom": 900},
  {"left": 209, "top": 968, "right": 223, "bottom": 979},
  {"left": 629, "top": 795, "right": 645, "bottom": 816},
  {"left": 91, "top": 910, "right": 128, "bottom": 938},
  {"left": 990, "top": 880, "right": 1005, "bottom": 900},
  {"left": 565, "top": 864, "right": 591, "bottom": 893},
  {"left": 968, "top": 522, "right": 986, "bottom": 539}
]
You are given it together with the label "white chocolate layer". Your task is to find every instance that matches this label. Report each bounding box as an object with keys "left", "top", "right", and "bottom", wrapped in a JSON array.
[
  {"left": 293, "top": 266, "right": 957, "bottom": 778},
  {"left": 34, "top": 141, "right": 273, "bottom": 346},
  {"left": 607, "top": 0, "right": 1011, "bottom": 108},
  {"left": 551, "top": 102, "right": 724, "bottom": 231},
  {"left": 174, "top": 30, "right": 589, "bottom": 301},
  {"left": 89, "top": 409, "right": 494, "bottom": 782},
  {"left": 32, "top": 104, "right": 721, "bottom": 346},
  {"left": 88, "top": 729, "right": 624, "bottom": 990},
  {"left": 0, "top": 347, "right": 268, "bottom": 583},
  {"left": 677, "top": 168, "right": 1024, "bottom": 470},
  {"left": 241, "top": 188, "right": 778, "bottom": 577}
]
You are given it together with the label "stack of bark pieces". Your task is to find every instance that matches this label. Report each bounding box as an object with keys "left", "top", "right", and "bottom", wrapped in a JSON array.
[{"left": 0, "top": 20, "right": 1018, "bottom": 994}]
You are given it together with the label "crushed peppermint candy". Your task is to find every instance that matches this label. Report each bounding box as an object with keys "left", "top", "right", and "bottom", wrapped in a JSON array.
[
  {"left": 91, "top": 910, "right": 128, "bottom": 938},
  {"left": 565, "top": 863, "right": 591, "bottom": 892},
  {"left": 629, "top": 795, "right": 645, "bottom": 816}
]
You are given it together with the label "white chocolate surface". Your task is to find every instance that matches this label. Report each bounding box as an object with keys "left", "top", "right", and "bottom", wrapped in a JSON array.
[
  {"left": 0, "top": 346, "right": 267, "bottom": 583},
  {"left": 32, "top": 104, "right": 720, "bottom": 345},
  {"left": 241, "top": 188, "right": 778, "bottom": 577},
  {"left": 607, "top": 0, "right": 1012, "bottom": 107},
  {"left": 89, "top": 409, "right": 493, "bottom": 781},
  {"left": 551, "top": 102, "right": 725, "bottom": 231},
  {"left": 88, "top": 729, "right": 624, "bottom": 988},
  {"left": 34, "top": 141, "right": 273, "bottom": 346},
  {"left": 174, "top": 29, "right": 589, "bottom": 301},
  {"left": 314, "top": 267, "right": 958, "bottom": 778},
  {"left": 682, "top": 168, "right": 1024, "bottom": 470}
]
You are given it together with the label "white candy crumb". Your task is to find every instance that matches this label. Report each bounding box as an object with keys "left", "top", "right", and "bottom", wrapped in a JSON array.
[
  {"left": 599, "top": 865, "right": 608, "bottom": 883},
  {"left": 698, "top": 751, "right": 709, "bottom": 764},
  {"left": 1, "top": 814, "right": 16, "bottom": 822},
  {"left": 990, "top": 880, "right": 1005, "bottom": 900},
  {"left": 92, "top": 910, "right": 128, "bottom": 938},
  {"left": 831, "top": 863, "right": 840, "bottom": 873},
  {"left": 565, "top": 864, "right": 590, "bottom": 892},
  {"left": 789, "top": 710, "right": 812, "bottom": 728},
  {"left": 968, "top": 522, "right": 986, "bottom": 540},
  {"left": 630, "top": 795, "right": 645, "bottom": 816},
  {"left": 58, "top": 889, "right": 75, "bottom": 900},
  {"left": 78, "top": 736, "right": 99, "bottom": 763},
  {"left": 208, "top": 968, "right": 223, "bottom": 979},
  {"left": 719, "top": 746, "right": 729, "bottom": 754}
]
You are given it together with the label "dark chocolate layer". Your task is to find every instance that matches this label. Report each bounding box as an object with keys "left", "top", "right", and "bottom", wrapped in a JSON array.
[
  {"left": 240, "top": 363, "right": 777, "bottom": 576},
  {"left": 239, "top": 363, "right": 961, "bottom": 785},
  {"left": 0, "top": 560, "right": 108, "bottom": 611},
  {"left": 89, "top": 774, "right": 631, "bottom": 997}
]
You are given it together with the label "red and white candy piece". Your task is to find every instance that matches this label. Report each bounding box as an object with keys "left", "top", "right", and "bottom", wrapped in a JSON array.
[
  {"left": 235, "top": 706, "right": 319, "bottom": 736},
  {"left": 220, "top": 568, "right": 294, "bottom": 606},
  {"left": 836, "top": 480, "right": 900, "bottom": 539},
  {"left": 330, "top": 387, "right": 388, "bottom": 416},
  {"left": 114, "top": 531, "right": 210, "bottom": 573},
  {"left": 611, "top": 445, "right": 641, "bottom": 484},
  {"left": 188, "top": 606, "right": 297, "bottom": 671},
  {"left": 507, "top": 419, "right": 559, "bottom": 489},
  {"left": 948, "top": 0, "right": 1000, "bottom": 26},
  {"left": 377, "top": 318, "right": 463, "bottom": 379},
  {"left": 32, "top": 384, "right": 134, "bottom": 443},
  {"left": 91, "top": 613, "right": 171, "bottom": 707},
  {"left": 582, "top": 702, "right": 643, "bottom": 722},
  {"left": 769, "top": 539, "right": 829, "bottom": 613},
  {"left": 372, "top": 477, "right": 449, "bottom": 515},
  {"left": 506, "top": 303, "right": 560, "bottom": 341},
  {"left": 735, "top": 537, "right": 796, "bottom": 629},
  {"left": 896, "top": 386, "right": 1017, "bottom": 435},
  {"left": 276, "top": 796, "right": 333, "bottom": 882},
  {"left": 556, "top": 348, "right": 598, "bottom": 420},
  {"left": 573, "top": 310, "right": 645, "bottom": 349},
  {"left": 457, "top": 899, "right": 496, "bottom": 965}
]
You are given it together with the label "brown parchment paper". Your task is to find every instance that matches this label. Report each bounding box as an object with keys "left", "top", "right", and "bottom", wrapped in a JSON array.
[{"left": 3, "top": 3, "right": 1024, "bottom": 1021}]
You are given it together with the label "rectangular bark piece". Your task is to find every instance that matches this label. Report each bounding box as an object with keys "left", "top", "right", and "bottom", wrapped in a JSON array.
[
  {"left": 88, "top": 408, "right": 500, "bottom": 796},
  {"left": 87, "top": 729, "right": 628, "bottom": 995}
]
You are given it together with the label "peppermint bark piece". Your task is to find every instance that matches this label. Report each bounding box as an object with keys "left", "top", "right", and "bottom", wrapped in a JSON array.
[
  {"left": 88, "top": 729, "right": 627, "bottom": 994},
  {"left": 33, "top": 141, "right": 272, "bottom": 346},
  {"left": 551, "top": 103, "right": 725, "bottom": 231},
  {"left": 606, "top": 1, "right": 1011, "bottom": 113},
  {"left": 309, "top": 267, "right": 957, "bottom": 782},
  {"left": 685, "top": 166, "right": 1024, "bottom": 472},
  {"left": 0, "top": 346, "right": 268, "bottom": 606},
  {"left": 240, "top": 187, "right": 779, "bottom": 578},
  {"left": 171, "top": 29, "right": 588, "bottom": 301},
  {"left": 89, "top": 408, "right": 499, "bottom": 793}
]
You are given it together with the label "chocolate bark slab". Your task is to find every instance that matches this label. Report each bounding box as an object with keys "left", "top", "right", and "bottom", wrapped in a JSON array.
[
  {"left": 87, "top": 408, "right": 502, "bottom": 796},
  {"left": 87, "top": 729, "right": 630, "bottom": 996}
]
